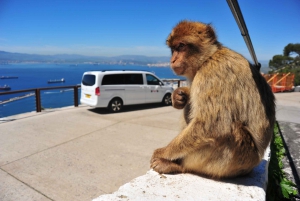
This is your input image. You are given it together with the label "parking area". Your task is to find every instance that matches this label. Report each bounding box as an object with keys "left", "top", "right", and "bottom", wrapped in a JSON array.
[{"left": 0, "top": 104, "right": 181, "bottom": 201}]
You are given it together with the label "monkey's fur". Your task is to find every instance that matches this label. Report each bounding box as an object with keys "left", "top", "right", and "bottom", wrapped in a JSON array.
[{"left": 150, "top": 21, "right": 275, "bottom": 179}]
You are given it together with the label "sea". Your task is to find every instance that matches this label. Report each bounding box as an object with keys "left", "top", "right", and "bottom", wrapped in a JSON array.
[{"left": 0, "top": 63, "right": 184, "bottom": 118}]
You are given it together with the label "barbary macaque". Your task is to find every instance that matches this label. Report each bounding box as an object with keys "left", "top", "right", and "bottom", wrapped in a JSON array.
[{"left": 150, "top": 20, "right": 275, "bottom": 179}]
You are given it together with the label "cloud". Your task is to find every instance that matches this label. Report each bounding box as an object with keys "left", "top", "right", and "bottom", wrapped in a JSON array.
[{"left": 0, "top": 45, "right": 170, "bottom": 57}]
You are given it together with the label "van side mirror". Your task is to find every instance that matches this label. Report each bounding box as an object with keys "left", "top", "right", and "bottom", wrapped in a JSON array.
[{"left": 159, "top": 81, "right": 163, "bottom": 86}]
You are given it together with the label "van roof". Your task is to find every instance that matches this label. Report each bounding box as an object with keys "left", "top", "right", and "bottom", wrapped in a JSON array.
[{"left": 84, "top": 70, "right": 154, "bottom": 74}]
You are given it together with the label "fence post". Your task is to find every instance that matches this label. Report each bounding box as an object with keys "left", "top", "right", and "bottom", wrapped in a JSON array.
[
  {"left": 35, "top": 89, "right": 42, "bottom": 112},
  {"left": 74, "top": 86, "right": 79, "bottom": 107}
]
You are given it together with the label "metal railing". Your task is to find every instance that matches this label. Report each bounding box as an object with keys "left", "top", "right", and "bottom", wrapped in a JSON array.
[
  {"left": 0, "top": 85, "right": 81, "bottom": 113},
  {"left": 161, "top": 79, "right": 184, "bottom": 88},
  {"left": 0, "top": 80, "right": 186, "bottom": 117}
]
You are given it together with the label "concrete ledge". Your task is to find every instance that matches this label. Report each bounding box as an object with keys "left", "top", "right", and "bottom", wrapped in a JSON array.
[{"left": 93, "top": 148, "right": 270, "bottom": 201}]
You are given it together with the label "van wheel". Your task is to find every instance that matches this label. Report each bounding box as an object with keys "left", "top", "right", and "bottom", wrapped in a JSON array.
[
  {"left": 162, "top": 93, "right": 172, "bottom": 106},
  {"left": 108, "top": 98, "right": 123, "bottom": 112}
]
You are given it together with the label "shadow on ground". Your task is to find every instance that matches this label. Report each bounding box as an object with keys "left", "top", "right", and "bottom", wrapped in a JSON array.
[{"left": 88, "top": 103, "right": 171, "bottom": 114}]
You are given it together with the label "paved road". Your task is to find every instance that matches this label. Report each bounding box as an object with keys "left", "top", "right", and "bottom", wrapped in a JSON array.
[
  {"left": 0, "top": 92, "right": 299, "bottom": 201},
  {"left": 0, "top": 104, "right": 181, "bottom": 201},
  {"left": 275, "top": 92, "right": 300, "bottom": 191},
  {"left": 275, "top": 92, "right": 300, "bottom": 124}
]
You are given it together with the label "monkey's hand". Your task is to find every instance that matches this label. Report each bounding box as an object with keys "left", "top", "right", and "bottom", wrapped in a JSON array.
[
  {"left": 172, "top": 87, "right": 190, "bottom": 109},
  {"left": 150, "top": 148, "right": 184, "bottom": 174}
]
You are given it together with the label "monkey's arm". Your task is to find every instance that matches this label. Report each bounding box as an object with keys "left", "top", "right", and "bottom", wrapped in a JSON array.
[{"left": 172, "top": 87, "right": 190, "bottom": 109}]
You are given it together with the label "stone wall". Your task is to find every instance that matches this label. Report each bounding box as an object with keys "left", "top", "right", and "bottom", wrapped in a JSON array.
[{"left": 93, "top": 148, "right": 270, "bottom": 201}]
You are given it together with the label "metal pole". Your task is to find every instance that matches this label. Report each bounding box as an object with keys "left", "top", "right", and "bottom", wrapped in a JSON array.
[{"left": 226, "top": 0, "right": 261, "bottom": 70}]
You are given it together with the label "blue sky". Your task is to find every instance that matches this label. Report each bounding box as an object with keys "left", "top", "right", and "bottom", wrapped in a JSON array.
[{"left": 0, "top": 0, "right": 299, "bottom": 62}]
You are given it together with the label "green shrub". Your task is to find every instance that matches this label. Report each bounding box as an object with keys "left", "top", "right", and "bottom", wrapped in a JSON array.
[{"left": 266, "top": 122, "right": 298, "bottom": 201}]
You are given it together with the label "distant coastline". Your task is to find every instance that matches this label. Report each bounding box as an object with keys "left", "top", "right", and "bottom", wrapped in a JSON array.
[
  {"left": 0, "top": 61, "right": 171, "bottom": 67},
  {"left": 0, "top": 50, "right": 270, "bottom": 71},
  {"left": 0, "top": 50, "right": 171, "bottom": 67}
]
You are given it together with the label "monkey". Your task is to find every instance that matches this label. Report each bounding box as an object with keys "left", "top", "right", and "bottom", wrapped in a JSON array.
[{"left": 150, "top": 20, "right": 275, "bottom": 179}]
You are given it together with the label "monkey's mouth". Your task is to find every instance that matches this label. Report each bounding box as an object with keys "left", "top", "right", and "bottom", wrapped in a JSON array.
[{"left": 172, "top": 66, "right": 185, "bottom": 75}]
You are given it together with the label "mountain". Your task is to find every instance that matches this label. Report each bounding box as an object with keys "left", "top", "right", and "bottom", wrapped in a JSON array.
[
  {"left": 0, "top": 51, "right": 170, "bottom": 65},
  {"left": 0, "top": 50, "right": 272, "bottom": 71}
]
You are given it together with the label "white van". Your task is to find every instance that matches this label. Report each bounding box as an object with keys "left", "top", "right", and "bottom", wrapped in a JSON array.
[{"left": 80, "top": 70, "right": 174, "bottom": 112}]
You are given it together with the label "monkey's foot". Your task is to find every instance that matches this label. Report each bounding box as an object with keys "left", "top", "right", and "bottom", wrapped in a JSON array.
[
  {"left": 150, "top": 158, "right": 184, "bottom": 174},
  {"left": 172, "top": 88, "right": 188, "bottom": 109}
]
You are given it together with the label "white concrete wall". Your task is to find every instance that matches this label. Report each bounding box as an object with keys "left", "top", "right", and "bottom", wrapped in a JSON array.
[{"left": 93, "top": 147, "right": 270, "bottom": 201}]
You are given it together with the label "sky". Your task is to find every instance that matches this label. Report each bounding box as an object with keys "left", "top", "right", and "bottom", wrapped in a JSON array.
[{"left": 0, "top": 0, "right": 299, "bottom": 63}]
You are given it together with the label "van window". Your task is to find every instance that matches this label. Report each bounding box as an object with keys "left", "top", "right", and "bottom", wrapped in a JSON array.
[
  {"left": 146, "top": 74, "right": 160, "bottom": 85},
  {"left": 102, "top": 74, "right": 124, "bottom": 85},
  {"left": 124, "top": 74, "right": 143, "bottom": 84},
  {"left": 82, "top": 74, "right": 96, "bottom": 86},
  {"left": 102, "top": 74, "right": 143, "bottom": 85}
]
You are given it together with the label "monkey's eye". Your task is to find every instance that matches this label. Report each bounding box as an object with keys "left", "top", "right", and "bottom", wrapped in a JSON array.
[{"left": 177, "top": 43, "right": 186, "bottom": 51}]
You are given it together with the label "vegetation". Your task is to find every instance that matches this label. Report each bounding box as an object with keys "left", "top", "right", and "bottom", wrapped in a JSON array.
[
  {"left": 266, "top": 122, "right": 298, "bottom": 201},
  {"left": 284, "top": 44, "right": 300, "bottom": 57},
  {"left": 269, "top": 43, "right": 300, "bottom": 86}
]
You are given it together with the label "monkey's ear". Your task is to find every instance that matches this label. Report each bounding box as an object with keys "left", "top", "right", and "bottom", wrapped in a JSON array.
[{"left": 205, "top": 25, "right": 217, "bottom": 41}]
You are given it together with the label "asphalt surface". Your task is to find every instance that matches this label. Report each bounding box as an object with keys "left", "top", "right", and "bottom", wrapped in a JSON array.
[
  {"left": 275, "top": 92, "right": 300, "bottom": 193},
  {"left": 0, "top": 104, "right": 182, "bottom": 201},
  {"left": 0, "top": 92, "right": 299, "bottom": 201}
]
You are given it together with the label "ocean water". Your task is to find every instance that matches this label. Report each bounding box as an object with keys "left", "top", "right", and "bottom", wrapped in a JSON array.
[{"left": 0, "top": 63, "right": 183, "bottom": 118}]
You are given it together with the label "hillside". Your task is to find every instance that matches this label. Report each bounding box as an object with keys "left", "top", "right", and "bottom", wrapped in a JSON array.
[
  {"left": 0, "top": 50, "right": 271, "bottom": 68},
  {"left": 0, "top": 51, "right": 170, "bottom": 66}
]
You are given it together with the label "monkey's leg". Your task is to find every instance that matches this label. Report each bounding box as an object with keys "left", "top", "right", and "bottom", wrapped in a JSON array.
[
  {"left": 172, "top": 87, "right": 190, "bottom": 109},
  {"left": 150, "top": 120, "right": 212, "bottom": 174}
]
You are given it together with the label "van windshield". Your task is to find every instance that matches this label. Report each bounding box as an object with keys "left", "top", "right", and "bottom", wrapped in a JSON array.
[
  {"left": 82, "top": 74, "right": 96, "bottom": 86},
  {"left": 146, "top": 74, "right": 161, "bottom": 85}
]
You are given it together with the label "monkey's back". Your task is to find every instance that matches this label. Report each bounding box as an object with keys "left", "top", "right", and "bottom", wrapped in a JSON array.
[{"left": 185, "top": 47, "right": 275, "bottom": 177}]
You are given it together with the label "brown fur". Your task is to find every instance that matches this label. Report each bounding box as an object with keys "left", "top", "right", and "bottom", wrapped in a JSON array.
[{"left": 150, "top": 20, "right": 275, "bottom": 179}]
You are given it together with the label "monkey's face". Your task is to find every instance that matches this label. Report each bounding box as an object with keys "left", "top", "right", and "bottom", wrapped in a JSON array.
[
  {"left": 169, "top": 42, "right": 190, "bottom": 75},
  {"left": 166, "top": 21, "right": 217, "bottom": 78},
  {"left": 168, "top": 40, "right": 202, "bottom": 79}
]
